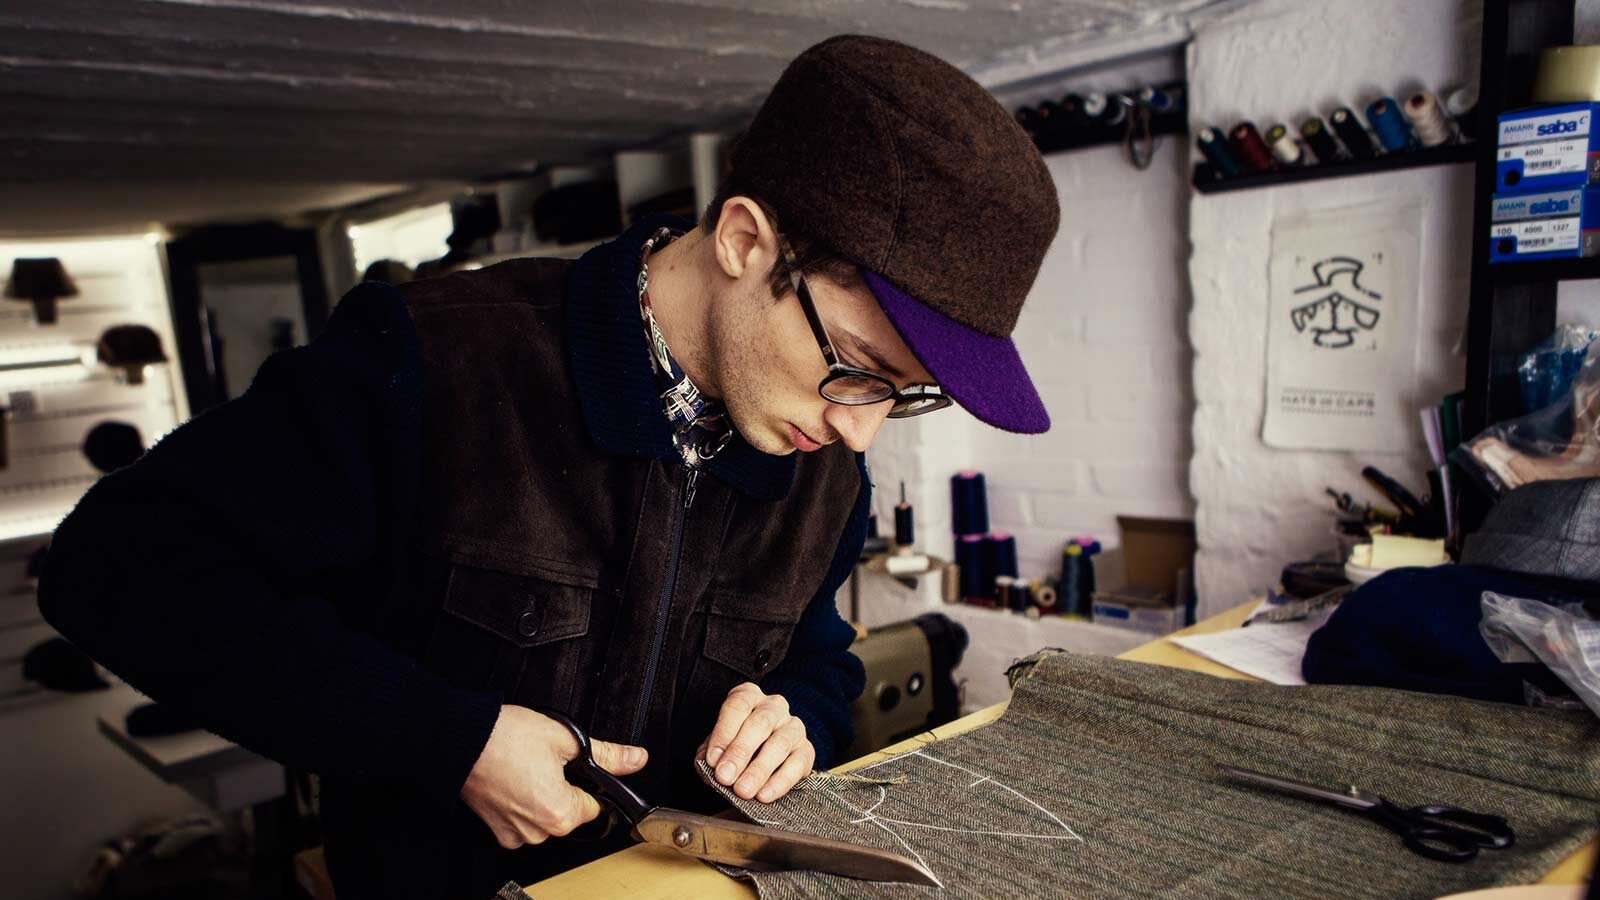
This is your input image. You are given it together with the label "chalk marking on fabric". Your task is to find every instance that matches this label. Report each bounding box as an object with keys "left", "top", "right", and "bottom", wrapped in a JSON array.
[
  {"left": 848, "top": 785, "right": 890, "bottom": 823},
  {"left": 967, "top": 775, "right": 992, "bottom": 788},
  {"left": 905, "top": 750, "right": 1084, "bottom": 841},
  {"left": 823, "top": 786, "right": 944, "bottom": 888}
]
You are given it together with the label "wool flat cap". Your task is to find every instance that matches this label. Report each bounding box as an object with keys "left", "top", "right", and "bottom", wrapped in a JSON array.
[{"left": 732, "top": 35, "right": 1061, "bottom": 433}]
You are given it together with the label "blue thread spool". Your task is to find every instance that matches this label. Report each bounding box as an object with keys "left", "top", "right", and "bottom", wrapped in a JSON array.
[
  {"left": 1365, "top": 97, "right": 1416, "bottom": 152},
  {"left": 1196, "top": 127, "right": 1244, "bottom": 177},
  {"left": 1075, "top": 538, "right": 1101, "bottom": 610},
  {"left": 955, "top": 535, "right": 984, "bottom": 601},
  {"left": 950, "top": 470, "right": 988, "bottom": 538},
  {"left": 988, "top": 533, "right": 1018, "bottom": 580},
  {"left": 1060, "top": 543, "right": 1086, "bottom": 616}
]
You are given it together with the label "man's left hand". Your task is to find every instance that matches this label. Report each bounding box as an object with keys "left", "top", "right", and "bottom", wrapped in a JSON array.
[{"left": 700, "top": 682, "right": 814, "bottom": 803}]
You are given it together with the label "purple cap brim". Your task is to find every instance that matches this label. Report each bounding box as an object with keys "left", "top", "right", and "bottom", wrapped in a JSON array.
[{"left": 863, "top": 270, "right": 1050, "bottom": 434}]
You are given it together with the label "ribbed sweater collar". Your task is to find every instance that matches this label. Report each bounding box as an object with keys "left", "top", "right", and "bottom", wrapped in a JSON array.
[{"left": 565, "top": 214, "right": 797, "bottom": 501}]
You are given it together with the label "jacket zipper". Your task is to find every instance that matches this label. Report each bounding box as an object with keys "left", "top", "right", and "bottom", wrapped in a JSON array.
[{"left": 628, "top": 464, "right": 697, "bottom": 744}]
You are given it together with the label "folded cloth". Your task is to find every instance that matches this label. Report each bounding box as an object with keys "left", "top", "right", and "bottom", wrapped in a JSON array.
[
  {"left": 702, "top": 652, "right": 1600, "bottom": 900},
  {"left": 1462, "top": 478, "right": 1600, "bottom": 614},
  {"left": 1303, "top": 565, "right": 1578, "bottom": 703}
]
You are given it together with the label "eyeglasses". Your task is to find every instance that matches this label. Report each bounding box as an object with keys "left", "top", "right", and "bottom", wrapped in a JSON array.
[{"left": 782, "top": 243, "right": 952, "bottom": 419}]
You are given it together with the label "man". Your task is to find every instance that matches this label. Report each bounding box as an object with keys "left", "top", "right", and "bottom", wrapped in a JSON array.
[{"left": 39, "top": 34, "right": 1058, "bottom": 898}]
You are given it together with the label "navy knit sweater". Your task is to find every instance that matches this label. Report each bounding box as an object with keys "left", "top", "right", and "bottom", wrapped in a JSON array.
[{"left": 37, "top": 217, "right": 869, "bottom": 827}]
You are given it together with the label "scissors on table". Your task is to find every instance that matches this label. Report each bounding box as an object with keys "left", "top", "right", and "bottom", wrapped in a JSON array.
[
  {"left": 540, "top": 708, "right": 938, "bottom": 886},
  {"left": 1225, "top": 766, "right": 1515, "bottom": 862}
]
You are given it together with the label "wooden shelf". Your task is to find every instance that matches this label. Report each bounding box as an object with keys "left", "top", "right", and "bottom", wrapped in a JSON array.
[{"left": 1192, "top": 142, "right": 1476, "bottom": 194}]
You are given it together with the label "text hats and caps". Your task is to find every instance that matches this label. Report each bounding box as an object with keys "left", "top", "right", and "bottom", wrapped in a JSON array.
[{"left": 729, "top": 34, "right": 1060, "bottom": 433}]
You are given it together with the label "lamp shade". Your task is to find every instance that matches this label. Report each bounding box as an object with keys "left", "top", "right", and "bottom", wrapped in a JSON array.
[{"left": 5, "top": 257, "right": 80, "bottom": 325}]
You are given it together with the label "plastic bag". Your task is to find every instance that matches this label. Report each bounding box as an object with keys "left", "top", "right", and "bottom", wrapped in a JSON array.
[
  {"left": 1519, "top": 324, "right": 1597, "bottom": 413},
  {"left": 1459, "top": 330, "right": 1600, "bottom": 496},
  {"left": 1480, "top": 591, "right": 1600, "bottom": 719}
]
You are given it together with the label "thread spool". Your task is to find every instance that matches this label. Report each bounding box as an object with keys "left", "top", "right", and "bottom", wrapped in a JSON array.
[
  {"left": 1139, "top": 85, "right": 1175, "bottom": 113},
  {"left": 893, "top": 481, "right": 915, "bottom": 549},
  {"left": 941, "top": 562, "right": 961, "bottom": 604},
  {"left": 987, "top": 533, "right": 1019, "bottom": 581},
  {"left": 1365, "top": 97, "right": 1416, "bottom": 152},
  {"left": 950, "top": 470, "right": 989, "bottom": 538},
  {"left": 1299, "top": 116, "right": 1342, "bottom": 164},
  {"left": 1074, "top": 538, "right": 1100, "bottom": 603},
  {"left": 1003, "top": 576, "right": 1031, "bottom": 613},
  {"left": 955, "top": 535, "right": 984, "bottom": 600},
  {"left": 1083, "top": 92, "right": 1107, "bottom": 118},
  {"left": 1330, "top": 107, "right": 1376, "bottom": 159},
  {"left": 1103, "top": 94, "right": 1131, "bottom": 127},
  {"left": 1060, "top": 543, "right": 1086, "bottom": 616},
  {"left": 1264, "top": 123, "right": 1303, "bottom": 166},
  {"left": 1402, "top": 91, "right": 1453, "bottom": 146},
  {"left": 1444, "top": 86, "right": 1478, "bottom": 139},
  {"left": 1196, "top": 127, "right": 1245, "bottom": 177},
  {"left": 1228, "top": 122, "right": 1275, "bottom": 172},
  {"left": 1059, "top": 93, "right": 1086, "bottom": 121},
  {"left": 1033, "top": 580, "right": 1060, "bottom": 612},
  {"left": 1014, "top": 106, "right": 1042, "bottom": 137}
]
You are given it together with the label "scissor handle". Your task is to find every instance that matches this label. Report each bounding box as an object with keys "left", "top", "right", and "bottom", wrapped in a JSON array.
[
  {"left": 536, "top": 708, "right": 655, "bottom": 827},
  {"left": 1374, "top": 799, "right": 1515, "bottom": 863}
]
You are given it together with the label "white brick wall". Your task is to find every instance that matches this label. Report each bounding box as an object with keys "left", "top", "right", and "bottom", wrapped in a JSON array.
[
  {"left": 1184, "top": 0, "right": 1481, "bottom": 618},
  {"left": 866, "top": 88, "right": 1196, "bottom": 587}
]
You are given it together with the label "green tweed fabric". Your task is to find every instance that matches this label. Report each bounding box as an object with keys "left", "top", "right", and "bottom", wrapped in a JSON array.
[{"left": 701, "top": 652, "right": 1600, "bottom": 899}]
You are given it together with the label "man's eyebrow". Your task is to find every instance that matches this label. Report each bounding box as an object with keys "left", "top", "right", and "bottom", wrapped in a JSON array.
[{"left": 840, "top": 331, "right": 907, "bottom": 380}]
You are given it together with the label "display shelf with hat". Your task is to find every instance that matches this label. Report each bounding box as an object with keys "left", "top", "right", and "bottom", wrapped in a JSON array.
[{"left": 4, "top": 257, "right": 79, "bottom": 326}]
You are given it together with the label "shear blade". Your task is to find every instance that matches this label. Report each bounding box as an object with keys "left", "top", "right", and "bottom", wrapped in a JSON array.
[{"left": 635, "top": 808, "right": 939, "bottom": 886}]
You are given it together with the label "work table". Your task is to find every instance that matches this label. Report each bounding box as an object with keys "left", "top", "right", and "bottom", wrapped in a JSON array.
[{"left": 525, "top": 601, "right": 1597, "bottom": 898}]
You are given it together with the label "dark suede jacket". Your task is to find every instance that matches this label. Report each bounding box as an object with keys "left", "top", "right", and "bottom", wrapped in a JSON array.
[{"left": 38, "top": 217, "right": 870, "bottom": 898}]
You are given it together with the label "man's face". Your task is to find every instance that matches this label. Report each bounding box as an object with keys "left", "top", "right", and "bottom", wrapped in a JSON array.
[{"left": 708, "top": 265, "right": 935, "bottom": 456}]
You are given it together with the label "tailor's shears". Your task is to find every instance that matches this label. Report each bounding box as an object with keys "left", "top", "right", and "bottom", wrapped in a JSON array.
[
  {"left": 1224, "top": 766, "right": 1515, "bottom": 862},
  {"left": 540, "top": 709, "right": 938, "bottom": 885}
]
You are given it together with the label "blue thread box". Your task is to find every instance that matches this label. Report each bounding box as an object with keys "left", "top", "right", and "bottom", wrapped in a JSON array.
[
  {"left": 1489, "top": 187, "right": 1600, "bottom": 262},
  {"left": 1496, "top": 103, "right": 1600, "bottom": 192}
]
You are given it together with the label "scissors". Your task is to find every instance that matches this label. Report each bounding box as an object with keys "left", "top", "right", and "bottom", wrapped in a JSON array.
[
  {"left": 1224, "top": 766, "right": 1515, "bottom": 862},
  {"left": 540, "top": 708, "right": 938, "bottom": 885}
]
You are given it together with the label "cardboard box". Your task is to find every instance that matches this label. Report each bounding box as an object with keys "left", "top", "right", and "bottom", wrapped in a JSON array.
[
  {"left": 1489, "top": 187, "right": 1600, "bottom": 262},
  {"left": 1496, "top": 103, "right": 1600, "bottom": 192}
]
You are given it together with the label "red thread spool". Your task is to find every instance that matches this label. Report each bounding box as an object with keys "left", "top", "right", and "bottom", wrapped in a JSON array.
[{"left": 1228, "top": 121, "right": 1275, "bottom": 172}]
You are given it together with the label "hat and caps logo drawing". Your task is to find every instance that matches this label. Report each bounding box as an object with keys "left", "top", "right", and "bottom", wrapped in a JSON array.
[{"left": 1288, "top": 256, "right": 1382, "bottom": 350}]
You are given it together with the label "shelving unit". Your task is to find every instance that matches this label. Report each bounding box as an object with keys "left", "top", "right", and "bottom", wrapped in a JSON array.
[
  {"left": 1459, "top": 0, "right": 1575, "bottom": 533},
  {"left": 1192, "top": 142, "right": 1476, "bottom": 194}
]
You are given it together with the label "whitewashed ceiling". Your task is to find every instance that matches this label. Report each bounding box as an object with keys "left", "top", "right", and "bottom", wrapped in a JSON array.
[{"left": 0, "top": 0, "right": 1226, "bottom": 235}]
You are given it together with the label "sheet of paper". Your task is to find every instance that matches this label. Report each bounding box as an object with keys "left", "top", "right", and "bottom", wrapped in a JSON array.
[
  {"left": 1170, "top": 603, "right": 1335, "bottom": 685},
  {"left": 1262, "top": 201, "right": 1421, "bottom": 452}
]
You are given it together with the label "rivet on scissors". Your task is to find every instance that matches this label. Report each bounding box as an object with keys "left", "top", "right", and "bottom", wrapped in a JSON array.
[
  {"left": 1347, "top": 786, "right": 1360, "bottom": 797},
  {"left": 672, "top": 826, "right": 692, "bottom": 848}
]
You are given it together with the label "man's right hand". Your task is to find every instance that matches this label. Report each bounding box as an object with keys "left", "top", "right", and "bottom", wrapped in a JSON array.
[{"left": 461, "top": 706, "right": 648, "bottom": 849}]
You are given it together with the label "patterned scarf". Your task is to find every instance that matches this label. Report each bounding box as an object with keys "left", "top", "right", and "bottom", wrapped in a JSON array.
[{"left": 636, "top": 227, "right": 733, "bottom": 467}]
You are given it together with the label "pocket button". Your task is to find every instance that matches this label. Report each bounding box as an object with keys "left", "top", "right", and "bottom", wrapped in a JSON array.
[
  {"left": 754, "top": 648, "right": 772, "bottom": 671},
  {"left": 516, "top": 609, "right": 540, "bottom": 639}
]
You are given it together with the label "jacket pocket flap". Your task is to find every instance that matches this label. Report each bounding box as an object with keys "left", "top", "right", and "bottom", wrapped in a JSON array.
[
  {"left": 703, "top": 610, "right": 796, "bottom": 679},
  {"left": 442, "top": 563, "right": 592, "bottom": 650}
]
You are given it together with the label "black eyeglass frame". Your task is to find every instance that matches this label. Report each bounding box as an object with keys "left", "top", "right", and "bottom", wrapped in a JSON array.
[{"left": 781, "top": 243, "right": 952, "bottom": 419}]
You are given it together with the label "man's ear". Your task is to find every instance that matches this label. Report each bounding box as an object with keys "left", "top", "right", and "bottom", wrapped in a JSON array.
[{"left": 712, "top": 197, "right": 778, "bottom": 284}]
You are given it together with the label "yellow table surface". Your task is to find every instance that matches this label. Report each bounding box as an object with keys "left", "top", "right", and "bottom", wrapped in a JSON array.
[{"left": 527, "top": 602, "right": 1595, "bottom": 898}]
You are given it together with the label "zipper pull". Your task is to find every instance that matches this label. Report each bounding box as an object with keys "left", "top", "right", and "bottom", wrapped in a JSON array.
[{"left": 684, "top": 467, "right": 699, "bottom": 509}]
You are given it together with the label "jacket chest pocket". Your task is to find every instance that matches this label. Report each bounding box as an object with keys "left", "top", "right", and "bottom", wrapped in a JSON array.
[
  {"left": 423, "top": 559, "right": 596, "bottom": 714},
  {"left": 685, "top": 592, "right": 801, "bottom": 709}
]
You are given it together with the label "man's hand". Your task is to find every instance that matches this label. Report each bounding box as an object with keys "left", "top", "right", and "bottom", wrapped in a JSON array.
[
  {"left": 701, "top": 683, "right": 815, "bottom": 803},
  {"left": 461, "top": 706, "right": 648, "bottom": 849}
]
